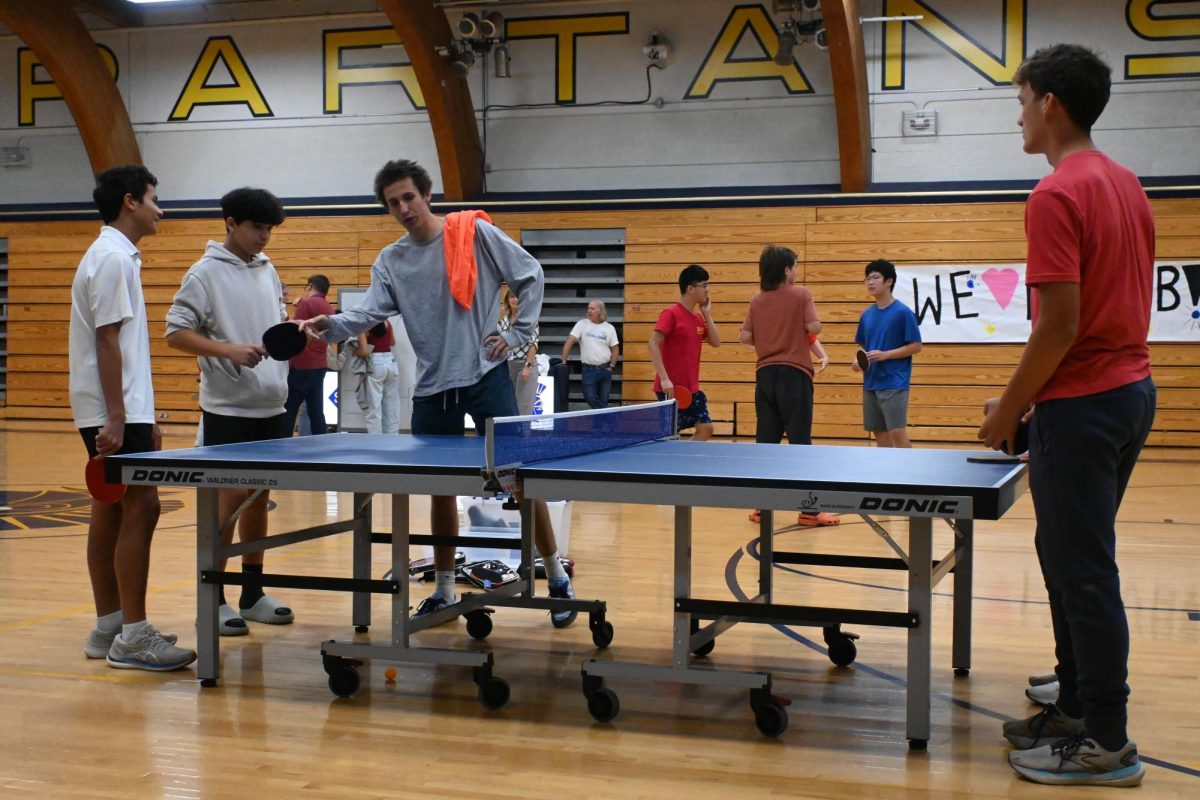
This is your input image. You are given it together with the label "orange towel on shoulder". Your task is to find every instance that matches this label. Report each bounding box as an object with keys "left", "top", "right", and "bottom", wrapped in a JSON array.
[{"left": 443, "top": 210, "right": 493, "bottom": 310}]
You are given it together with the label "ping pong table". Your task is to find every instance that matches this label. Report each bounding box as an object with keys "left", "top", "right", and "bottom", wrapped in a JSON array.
[
  {"left": 486, "top": 401, "right": 1028, "bottom": 748},
  {"left": 110, "top": 400, "right": 1026, "bottom": 747},
  {"left": 107, "top": 432, "right": 613, "bottom": 708}
]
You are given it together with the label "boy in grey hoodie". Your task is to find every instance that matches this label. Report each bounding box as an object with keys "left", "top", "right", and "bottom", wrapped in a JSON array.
[
  {"left": 165, "top": 187, "right": 295, "bottom": 636},
  {"left": 299, "top": 159, "right": 577, "bottom": 626}
]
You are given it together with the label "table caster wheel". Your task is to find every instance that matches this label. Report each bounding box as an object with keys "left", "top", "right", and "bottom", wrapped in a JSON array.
[
  {"left": 200, "top": 678, "right": 217, "bottom": 688},
  {"left": 590, "top": 619, "right": 614, "bottom": 649},
  {"left": 354, "top": 625, "right": 369, "bottom": 634},
  {"left": 689, "top": 618, "right": 715, "bottom": 657},
  {"left": 827, "top": 635, "right": 857, "bottom": 667},
  {"left": 586, "top": 687, "right": 620, "bottom": 723},
  {"left": 754, "top": 703, "right": 788, "bottom": 737},
  {"left": 478, "top": 677, "right": 510, "bottom": 710},
  {"left": 328, "top": 666, "right": 360, "bottom": 698},
  {"left": 465, "top": 609, "right": 494, "bottom": 640}
]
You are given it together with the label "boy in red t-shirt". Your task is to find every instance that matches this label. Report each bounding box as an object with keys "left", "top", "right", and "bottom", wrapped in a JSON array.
[
  {"left": 649, "top": 264, "right": 721, "bottom": 440},
  {"left": 979, "top": 44, "right": 1154, "bottom": 788}
]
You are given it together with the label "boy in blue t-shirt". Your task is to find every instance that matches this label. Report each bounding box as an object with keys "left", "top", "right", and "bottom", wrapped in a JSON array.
[{"left": 852, "top": 259, "right": 923, "bottom": 447}]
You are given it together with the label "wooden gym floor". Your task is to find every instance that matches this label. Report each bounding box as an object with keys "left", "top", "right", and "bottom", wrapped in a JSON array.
[{"left": 0, "top": 425, "right": 1196, "bottom": 799}]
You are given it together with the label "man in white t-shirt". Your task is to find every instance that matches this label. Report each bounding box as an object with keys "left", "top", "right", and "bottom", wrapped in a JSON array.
[
  {"left": 562, "top": 300, "right": 620, "bottom": 408},
  {"left": 69, "top": 165, "right": 196, "bottom": 672}
]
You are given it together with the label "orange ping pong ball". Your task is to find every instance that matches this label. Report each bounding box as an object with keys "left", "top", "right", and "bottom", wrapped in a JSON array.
[{"left": 384, "top": 667, "right": 397, "bottom": 682}]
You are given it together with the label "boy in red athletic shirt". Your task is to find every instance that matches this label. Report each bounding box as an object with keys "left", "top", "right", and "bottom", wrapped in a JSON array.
[
  {"left": 649, "top": 264, "right": 720, "bottom": 440},
  {"left": 980, "top": 44, "right": 1154, "bottom": 788}
]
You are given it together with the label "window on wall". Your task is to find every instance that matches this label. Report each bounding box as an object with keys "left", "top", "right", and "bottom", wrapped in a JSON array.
[
  {"left": 519, "top": 229, "right": 625, "bottom": 410},
  {"left": 0, "top": 238, "right": 7, "bottom": 403}
]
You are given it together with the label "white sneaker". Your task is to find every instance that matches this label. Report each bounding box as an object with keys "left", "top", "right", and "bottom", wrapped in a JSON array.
[
  {"left": 106, "top": 626, "right": 196, "bottom": 671},
  {"left": 85, "top": 625, "right": 178, "bottom": 659}
]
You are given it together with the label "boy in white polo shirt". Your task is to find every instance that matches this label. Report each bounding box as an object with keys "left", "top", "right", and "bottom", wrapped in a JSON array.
[{"left": 70, "top": 164, "right": 196, "bottom": 671}]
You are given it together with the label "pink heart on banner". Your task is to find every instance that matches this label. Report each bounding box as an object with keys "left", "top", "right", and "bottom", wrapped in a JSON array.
[{"left": 981, "top": 268, "right": 1021, "bottom": 310}]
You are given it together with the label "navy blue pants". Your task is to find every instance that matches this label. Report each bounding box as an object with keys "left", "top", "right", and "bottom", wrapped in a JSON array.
[
  {"left": 1030, "top": 377, "right": 1155, "bottom": 749},
  {"left": 284, "top": 367, "right": 329, "bottom": 436},
  {"left": 581, "top": 365, "right": 613, "bottom": 408}
]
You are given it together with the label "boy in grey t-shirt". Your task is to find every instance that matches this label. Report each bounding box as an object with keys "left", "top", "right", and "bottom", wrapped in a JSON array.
[{"left": 299, "top": 160, "right": 577, "bottom": 626}]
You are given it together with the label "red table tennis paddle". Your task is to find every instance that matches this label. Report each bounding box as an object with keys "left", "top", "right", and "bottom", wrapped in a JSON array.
[
  {"left": 85, "top": 456, "right": 126, "bottom": 504},
  {"left": 262, "top": 321, "right": 308, "bottom": 361},
  {"left": 673, "top": 385, "right": 693, "bottom": 410},
  {"left": 855, "top": 349, "right": 870, "bottom": 372}
]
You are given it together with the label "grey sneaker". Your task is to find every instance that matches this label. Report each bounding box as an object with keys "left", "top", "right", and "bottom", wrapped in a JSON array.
[
  {"left": 106, "top": 626, "right": 196, "bottom": 671},
  {"left": 1003, "top": 704, "right": 1084, "bottom": 749},
  {"left": 85, "top": 625, "right": 178, "bottom": 659},
  {"left": 548, "top": 576, "right": 577, "bottom": 628},
  {"left": 1009, "top": 735, "right": 1145, "bottom": 787},
  {"left": 1025, "top": 680, "right": 1059, "bottom": 706}
]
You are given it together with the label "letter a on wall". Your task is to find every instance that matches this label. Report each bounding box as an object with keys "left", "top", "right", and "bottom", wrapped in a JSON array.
[
  {"left": 685, "top": 4, "right": 813, "bottom": 99},
  {"left": 170, "top": 36, "right": 273, "bottom": 121}
]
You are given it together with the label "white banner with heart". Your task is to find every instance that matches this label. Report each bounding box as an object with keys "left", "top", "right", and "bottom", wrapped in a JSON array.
[{"left": 892, "top": 261, "right": 1200, "bottom": 343}]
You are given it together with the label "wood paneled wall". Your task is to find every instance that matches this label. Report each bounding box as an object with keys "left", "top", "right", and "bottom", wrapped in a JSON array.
[{"left": 2, "top": 198, "right": 1197, "bottom": 446}]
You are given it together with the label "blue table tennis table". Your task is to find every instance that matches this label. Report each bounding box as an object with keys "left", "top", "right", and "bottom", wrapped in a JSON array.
[
  {"left": 108, "top": 432, "right": 612, "bottom": 709},
  {"left": 110, "top": 400, "right": 1027, "bottom": 747},
  {"left": 486, "top": 401, "right": 1028, "bottom": 748}
]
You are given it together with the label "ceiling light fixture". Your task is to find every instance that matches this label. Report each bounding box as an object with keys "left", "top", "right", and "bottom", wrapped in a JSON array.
[{"left": 444, "top": 11, "right": 510, "bottom": 79}]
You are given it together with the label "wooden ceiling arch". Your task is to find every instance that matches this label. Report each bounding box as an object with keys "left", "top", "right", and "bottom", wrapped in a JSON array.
[
  {"left": 377, "top": 0, "right": 484, "bottom": 201},
  {"left": 0, "top": 0, "right": 141, "bottom": 174},
  {"left": 820, "top": 0, "right": 872, "bottom": 192}
]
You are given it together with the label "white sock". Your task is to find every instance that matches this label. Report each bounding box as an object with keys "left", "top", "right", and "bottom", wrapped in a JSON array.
[
  {"left": 543, "top": 551, "right": 568, "bottom": 582},
  {"left": 97, "top": 610, "right": 122, "bottom": 632},
  {"left": 121, "top": 619, "right": 151, "bottom": 640},
  {"left": 434, "top": 571, "right": 457, "bottom": 600}
]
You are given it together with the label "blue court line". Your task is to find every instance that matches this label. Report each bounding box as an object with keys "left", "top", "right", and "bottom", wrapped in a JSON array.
[
  {"left": 723, "top": 543, "right": 1199, "bottom": 779},
  {"left": 746, "top": 536, "right": 1199, "bottom": 617}
]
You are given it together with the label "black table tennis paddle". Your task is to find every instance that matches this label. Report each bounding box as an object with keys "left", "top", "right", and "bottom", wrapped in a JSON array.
[
  {"left": 262, "top": 322, "right": 307, "bottom": 360},
  {"left": 1004, "top": 420, "right": 1030, "bottom": 456},
  {"left": 967, "top": 419, "right": 1031, "bottom": 463}
]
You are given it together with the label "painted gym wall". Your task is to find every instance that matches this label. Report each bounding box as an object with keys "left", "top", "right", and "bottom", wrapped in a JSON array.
[{"left": 0, "top": 0, "right": 1197, "bottom": 208}]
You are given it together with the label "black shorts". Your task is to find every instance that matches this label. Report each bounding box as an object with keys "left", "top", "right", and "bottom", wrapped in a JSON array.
[
  {"left": 411, "top": 365, "right": 519, "bottom": 436},
  {"left": 79, "top": 423, "right": 155, "bottom": 459},
  {"left": 202, "top": 411, "right": 287, "bottom": 446}
]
